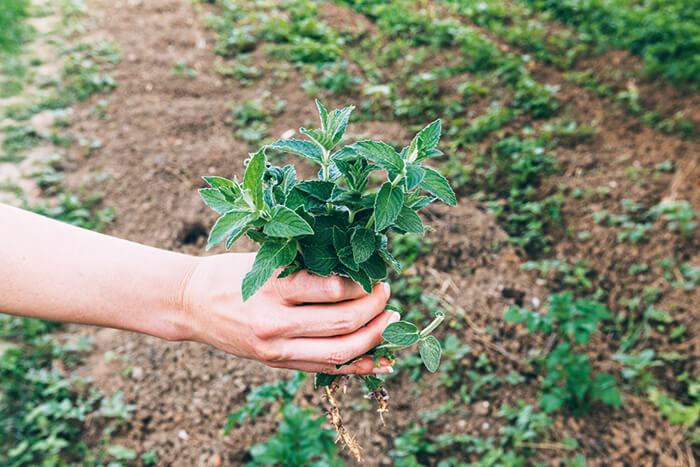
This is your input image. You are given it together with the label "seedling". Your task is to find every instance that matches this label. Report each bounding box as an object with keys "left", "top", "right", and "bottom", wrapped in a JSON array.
[{"left": 200, "top": 101, "right": 456, "bottom": 460}]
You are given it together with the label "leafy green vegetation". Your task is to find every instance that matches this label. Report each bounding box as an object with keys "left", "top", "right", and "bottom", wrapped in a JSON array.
[
  {"left": 0, "top": 0, "right": 32, "bottom": 54},
  {"left": 506, "top": 293, "right": 621, "bottom": 413},
  {"left": 524, "top": 0, "right": 700, "bottom": 86}
]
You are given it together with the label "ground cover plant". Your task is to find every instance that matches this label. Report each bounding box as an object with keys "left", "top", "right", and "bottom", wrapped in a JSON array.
[{"left": 200, "top": 100, "right": 456, "bottom": 460}]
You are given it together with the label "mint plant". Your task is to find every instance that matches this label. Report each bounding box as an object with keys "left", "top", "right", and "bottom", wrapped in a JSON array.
[{"left": 200, "top": 101, "right": 456, "bottom": 460}]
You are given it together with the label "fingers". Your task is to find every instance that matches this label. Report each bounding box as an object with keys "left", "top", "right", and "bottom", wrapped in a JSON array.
[
  {"left": 279, "top": 282, "right": 391, "bottom": 338},
  {"left": 275, "top": 270, "right": 369, "bottom": 304},
  {"left": 268, "top": 355, "right": 394, "bottom": 375},
  {"left": 279, "top": 309, "right": 400, "bottom": 365}
]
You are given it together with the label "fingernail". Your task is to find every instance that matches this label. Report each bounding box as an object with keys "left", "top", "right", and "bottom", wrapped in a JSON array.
[
  {"left": 382, "top": 282, "right": 391, "bottom": 299},
  {"left": 389, "top": 311, "right": 400, "bottom": 323},
  {"left": 372, "top": 366, "right": 393, "bottom": 374}
]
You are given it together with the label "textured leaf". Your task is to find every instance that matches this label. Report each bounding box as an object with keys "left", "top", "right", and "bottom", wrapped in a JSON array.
[
  {"left": 344, "top": 266, "right": 372, "bottom": 293},
  {"left": 268, "top": 139, "right": 324, "bottom": 164},
  {"left": 408, "top": 196, "right": 436, "bottom": 210},
  {"left": 301, "top": 127, "right": 333, "bottom": 150},
  {"left": 374, "top": 182, "right": 404, "bottom": 232},
  {"left": 350, "top": 228, "right": 375, "bottom": 264},
  {"left": 382, "top": 321, "right": 419, "bottom": 346},
  {"left": 394, "top": 206, "right": 424, "bottom": 234},
  {"left": 203, "top": 176, "right": 235, "bottom": 188},
  {"left": 420, "top": 166, "right": 456, "bottom": 206},
  {"left": 405, "top": 164, "right": 425, "bottom": 191},
  {"left": 353, "top": 141, "right": 404, "bottom": 180},
  {"left": 199, "top": 188, "right": 235, "bottom": 215},
  {"left": 327, "top": 105, "right": 355, "bottom": 145},
  {"left": 419, "top": 335, "right": 441, "bottom": 372},
  {"left": 225, "top": 227, "right": 248, "bottom": 249},
  {"left": 295, "top": 180, "right": 335, "bottom": 202},
  {"left": 263, "top": 206, "right": 314, "bottom": 237},
  {"left": 303, "top": 244, "right": 337, "bottom": 276},
  {"left": 360, "top": 253, "right": 387, "bottom": 280},
  {"left": 282, "top": 165, "right": 297, "bottom": 195},
  {"left": 314, "top": 372, "right": 336, "bottom": 388},
  {"left": 417, "top": 119, "right": 441, "bottom": 151},
  {"left": 302, "top": 215, "right": 346, "bottom": 247},
  {"left": 316, "top": 99, "right": 329, "bottom": 131},
  {"left": 207, "top": 210, "right": 257, "bottom": 250},
  {"left": 243, "top": 149, "right": 266, "bottom": 210},
  {"left": 376, "top": 234, "right": 401, "bottom": 272},
  {"left": 277, "top": 263, "right": 301, "bottom": 279},
  {"left": 241, "top": 240, "right": 297, "bottom": 301},
  {"left": 336, "top": 245, "right": 359, "bottom": 271}
]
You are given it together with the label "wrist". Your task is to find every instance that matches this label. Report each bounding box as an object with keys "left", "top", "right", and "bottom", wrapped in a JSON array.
[{"left": 166, "top": 254, "right": 203, "bottom": 342}]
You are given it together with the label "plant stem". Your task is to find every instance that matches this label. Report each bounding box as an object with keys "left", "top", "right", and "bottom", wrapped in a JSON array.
[
  {"left": 419, "top": 312, "right": 444, "bottom": 339},
  {"left": 366, "top": 213, "right": 375, "bottom": 229}
]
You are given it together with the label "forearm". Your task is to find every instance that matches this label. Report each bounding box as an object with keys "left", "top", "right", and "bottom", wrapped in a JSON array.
[{"left": 0, "top": 203, "right": 198, "bottom": 341}]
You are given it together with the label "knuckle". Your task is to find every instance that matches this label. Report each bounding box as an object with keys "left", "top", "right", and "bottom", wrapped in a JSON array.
[
  {"left": 332, "top": 316, "right": 359, "bottom": 335},
  {"left": 273, "top": 276, "right": 295, "bottom": 301},
  {"left": 251, "top": 318, "right": 281, "bottom": 341},
  {"left": 255, "top": 342, "right": 283, "bottom": 362},
  {"left": 327, "top": 349, "right": 352, "bottom": 366},
  {"left": 322, "top": 275, "right": 345, "bottom": 301}
]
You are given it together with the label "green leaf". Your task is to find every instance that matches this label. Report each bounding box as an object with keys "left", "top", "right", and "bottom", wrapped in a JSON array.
[
  {"left": 539, "top": 393, "right": 563, "bottom": 412},
  {"left": 393, "top": 206, "right": 423, "bottom": 234},
  {"left": 207, "top": 210, "right": 257, "bottom": 250},
  {"left": 504, "top": 306, "right": 528, "bottom": 323},
  {"left": 199, "top": 188, "right": 235, "bottom": 214},
  {"left": 416, "top": 119, "right": 441, "bottom": 154},
  {"left": 242, "top": 240, "right": 297, "bottom": 301},
  {"left": 336, "top": 245, "right": 359, "bottom": 271},
  {"left": 327, "top": 105, "right": 355, "bottom": 145},
  {"left": 243, "top": 149, "right": 266, "bottom": 210},
  {"left": 203, "top": 176, "right": 235, "bottom": 188},
  {"left": 282, "top": 165, "right": 297, "bottom": 195},
  {"left": 350, "top": 228, "right": 375, "bottom": 264},
  {"left": 301, "top": 127, "right": 333, "bottom": 150},
  {"left": 303, "top": 244, "right": 338, "bottom": 276},
  {"left": 374, "top": 182, "right": 404, "bottom": 232},
  {"left": 382, "top": 321, "right": 419, "bottom": 346},
  {"left": 360, "top": 253, "right": 387, "bottom": 281},
  {"left": 225, "top": 226, "right": 249, "bottom": 249},
  {"left": 263, "top": 206, "right": 314, "bottom": 237},
  {"left": 316, "top": 99, "right": 329, "bottom": 131},
  {"left": 107, "top": 445, "right": 137, "bottom": 460},
  {"left": 376, "top": 234, "right": 402, "bottom": 272},
  {"left": 342, "top": 265, "right": 372, "bottom": 293},
  {"left": 353, "top": 141, "right": 405, "bottom": 180},
  {"left": 420, "top": 167, "right": 456, "bottom": 206},
  {"left": 268, "top": 139, "right": 324, "bottom": 164},
  {"left": 314, "top": 372, "right": 337, "bottom": 388},
  {"left": 295, "top": 180, "right": 335, "bottom": 202},
  {"left": 405, "top": 164, "right": 425, "bottom": 191},
  {"left": 277, "top": 263, "right": 301, "bottom": 279},
  {"left": 418, "top": 335, "right": 441, "bottom": 372},
  {"left": 364, "top": 375, "right": 383, "bottom": 391}
]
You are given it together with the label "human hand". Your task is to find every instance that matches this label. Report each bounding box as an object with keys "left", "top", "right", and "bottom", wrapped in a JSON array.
[{"left": 182, "top": 253, "right": 398, "bottom": 374}]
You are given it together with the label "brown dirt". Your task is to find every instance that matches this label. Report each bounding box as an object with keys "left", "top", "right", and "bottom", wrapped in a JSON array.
[{"left": 40, "top": 0, "right": 699, "bottom": 465}]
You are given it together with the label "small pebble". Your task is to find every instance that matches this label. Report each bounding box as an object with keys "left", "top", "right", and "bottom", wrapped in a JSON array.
[{"left": 178, "top": 430, "right": 189, "bottom": 440}]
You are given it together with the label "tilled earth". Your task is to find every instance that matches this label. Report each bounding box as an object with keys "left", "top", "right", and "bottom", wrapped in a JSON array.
[{"left": 41, "top": 0, "right": 700, "bottom": 465}]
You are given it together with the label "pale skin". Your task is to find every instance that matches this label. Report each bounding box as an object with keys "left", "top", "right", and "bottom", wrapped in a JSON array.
[{"left": 0, "top": 203, "right": 398, "bottom": 375}]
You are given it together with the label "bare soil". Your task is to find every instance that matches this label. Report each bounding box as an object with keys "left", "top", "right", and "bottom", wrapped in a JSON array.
[{"left": 44, "top": 0, "right": 700, "bottom": 465}]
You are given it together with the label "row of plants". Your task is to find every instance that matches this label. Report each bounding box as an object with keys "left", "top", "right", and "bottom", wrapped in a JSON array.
[
  {"left": 198, "top": 0, "right": 699, "bottom": 463},
  {"left": 0, "top": 1, "right": 138, "bottom": 465},
  {"left": 523, "top": 0, "right": 700, "bottom": 86}
]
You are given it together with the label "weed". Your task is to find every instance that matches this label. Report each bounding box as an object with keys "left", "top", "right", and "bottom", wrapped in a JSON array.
[{"left": 505, "top": 292, "right": 621, "bottom": 412}]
